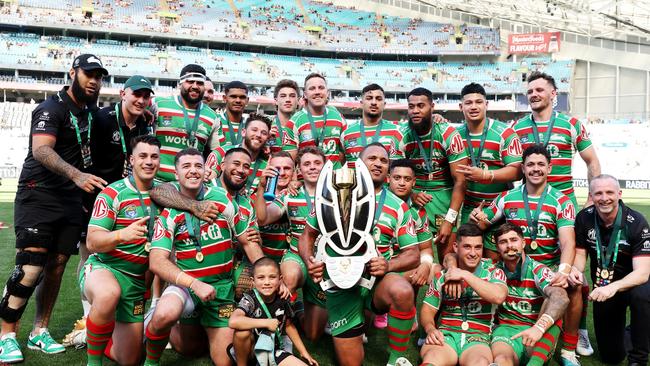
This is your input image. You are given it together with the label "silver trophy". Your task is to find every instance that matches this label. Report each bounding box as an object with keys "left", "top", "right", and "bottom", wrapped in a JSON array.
[{"left": 314, "top": 160, "right": 377, "bottom": 290}]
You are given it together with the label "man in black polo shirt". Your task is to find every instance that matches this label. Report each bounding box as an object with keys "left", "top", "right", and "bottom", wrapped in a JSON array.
[
  {"left": 0, "top": 54, "right": 108, "bottom": 363},
  {"left": 63, "top": 75, "right": 154, "bottom": 348},
  {"left": 573, "top": 174, "right": 650, "bottom": 366}
]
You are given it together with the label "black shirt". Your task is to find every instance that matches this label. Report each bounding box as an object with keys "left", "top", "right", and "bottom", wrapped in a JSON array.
[
  {"left": 237, "top": 290, "right": 295, "bottom": 347},
  {"left": 575, "top": 200, "right": 650, "bottom": 282},
  {"left": 89, "top": 103, "right": 150, "bottom": 185},
  {"left": 18, "top": 87, "right": 94, "bottom": 192}
]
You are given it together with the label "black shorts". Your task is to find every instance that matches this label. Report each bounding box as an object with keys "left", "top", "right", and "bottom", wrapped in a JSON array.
[
  {"left": 14, "top": 187, "right": 82, "bottom": 255},
  {"left": 227, "top": 342, "right": 293, "bottom": 365}
]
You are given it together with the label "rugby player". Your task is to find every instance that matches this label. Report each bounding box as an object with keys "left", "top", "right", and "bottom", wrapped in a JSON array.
[
  {"left": 269, "top": 79, "right": 300, "bottom": 154},
  {"left": 255, "top": 147, "right": 328, "bottom": 341},
  {"left": 299, "top": 143, "right": 420, "bottom": 366},
  {"left": 455, "top": 83, "right": 522, "bottom": 260},
  {"left": 491, "top": 222, "right": 569, "bottom": 366},
  {"left": 341, "top": 83, "right": 403, "bottom": 165},
  {"left": 400, "top": 87, "right": 468, "bottom": 258},
  {"left": 65, "top": 75, "right": 155, "bottom": 348},
  {"left": 81, "top": 135, "right": 161, "bottom": 366},
  {"left": 203, "top": 77, "right": 215, "bottom": 104},
  {"left": 284, "top": 73, "right": 347, "bottom": 168},
  {"left": 150, "top": 64, "right": 220, "bottom": 182},
  {"left": 471, "top": 144, "right": 583, "bottom": 366},
  {"left": 420, "top": 223, "right": 508, "bottom": 366},
  {"left": 143, "top": 148, "right": 263, "bottom": 366},
  {"left": 0, "top": 54, "right": 108, "bottom": 363},
  {"left": 218, "top": 81, "right": 249, "bottom": 146}
]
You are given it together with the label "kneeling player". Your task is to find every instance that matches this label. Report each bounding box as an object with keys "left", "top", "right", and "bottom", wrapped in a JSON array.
[
  {"left": 229, "top": 258, "right": 318, "bottom": 366},
  {"left": 420, "top": 223, "right": 508, "bottom": 366},
  {"left": 491, "top": 223, "right": 568, "bottom": 366},
  {"left": 299, "top": 143, "right": 420, "bottom": 366},
  {"left": 144, "top": 148, "right": 263, "bottom": 366},
  {"left": 82, "top": 135, "right": 161, "bottom": 366}
]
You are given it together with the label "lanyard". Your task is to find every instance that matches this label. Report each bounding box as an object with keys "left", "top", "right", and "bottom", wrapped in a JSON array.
[
  {"left": 129, "top": 175, "right": 156, "bottom": 242},
  {"left": 463, "top": 119, "right": 490, "bottom": 167},
  {"left": 530, "top": 112, "right": 556, "bottom": 147},
  {"left": 177, "top": 96, "right": 202, "bottom": 147},
  {"left": 594, "top": 203, "right": 624, "bottom": 269},
  {"left": 184, "top": 186, "right": 206, "bottom": 254},
  {"left": 359, "top": 119, "right": 384, "bottom": 147},
  {"left": 253, "top": 289, "right": 283, "bottom": 343},
  {"left": 306, "top": 107, "right": 329, "bottom": 147},
  {"left": 458, "top": 282, "right": 474, "bottom": 324},
  {"left": 303, "top": 186, "right": 314, "bottom": 213},
  {"left": 411, "top": 123, "right": 435, "bottom": 173},
  {"left": 114, "top": 103, "right": 128, "bottom": 156},
  {"left": 69, "top": 111, "right": 92, "bottom": 146},
  {"left": 373, "top": 188, "right": 387, "bottom": 226},
  {"left": 225, "top": 113, "right": 243, "bottom": 146},
  {"left": 521, "top": 185, "right": 549, "bottom": 243},
  {"left": 503, "top": 255, "right": 529, "bottom": 281},
  {"left": 246, "top": 158, "right": 263, "bottom": 193},
  {"left": 273, "top": 116, "right": 284, "bottom": 145}
]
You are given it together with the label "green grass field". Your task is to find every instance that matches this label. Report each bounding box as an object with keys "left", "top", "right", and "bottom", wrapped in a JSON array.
[{"left": 0, "top": 179, "right": 648, "bottom": 365}]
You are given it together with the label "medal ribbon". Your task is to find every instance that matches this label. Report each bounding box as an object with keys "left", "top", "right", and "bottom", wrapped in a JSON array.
[
  {"left": 184, "top": 185, "right": 206, "bottom": 255},
  {"left": 522, "top": 185, "right": 549, "bottom": 245},
  {"left": 359, "top": 119, "right": 385, "bottom": 147},
  {"left": 373, "top": 188, "right": 388, "bottom": 226},
  {"left": 530, "top": 112, "right": 556, "bottom": 147},
  {"left": 252, "top": 289, "right": 283, "bottom": 346},
  {"left": 177, "top": 96, "right": 202, "bottom": 147},
  {"left": 225, "top": 113, "right": 243, "bottom": 146},
  {"left": 503, "top": 254, "right": 529, "bottom": 281},
  {"left": 594, "top": 202, "right": 624, "bottom": 269},
  {"left": 458, "top": 284, "right": 473, "bottom": 327},
  {"left": 128, "top": 175, "right": 156, "bottom": 243},
  {"left": 69, "top": 111, "right": 93, "bottom": 148},
  {"left": 463, "top": 119, "right": 490, "bottom": 167},
  {"left": 306, "top": 107, "right": 329, "bottom": 147},
  {"left": 303, "top": 186, "right": 314, "bottom": 214},
  {"left": 411, "top": 122, "right": 435, "bottom": 175},
  {"left": 273, "top": 116, "right": 284, "bottom": 146},
  {"left": 246, "top": 158, "right": 263, "bottom": 194}
]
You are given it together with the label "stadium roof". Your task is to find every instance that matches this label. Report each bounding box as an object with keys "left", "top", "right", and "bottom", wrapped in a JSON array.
[{"left": 418, "top": 0, "right": 650, "bottom": 41}]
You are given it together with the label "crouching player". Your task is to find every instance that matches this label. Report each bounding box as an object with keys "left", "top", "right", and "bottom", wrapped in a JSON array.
[
  {"left": 144, "top": 148, "right": 264, "bottom": 366},
  {"left": 81, "top": 135, "right": 161, "bottom": 365},
  {"left": 229, "top": 257, "right": 318, "bottom": 366},
  {"left": 420, "top": 223, "right": 508, "bottom": 366},
  {"left": 491, "top": 223, "right": 569, "bottom": 366}
]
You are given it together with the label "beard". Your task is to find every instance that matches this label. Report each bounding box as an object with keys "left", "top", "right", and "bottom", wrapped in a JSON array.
[
  {"left": 223, "top": 173, "right": 246, "bottom": 192},
  {"left": 71, "top": 74, "right": 99, "bottom": 106},
  {"left": 181, "top": 85, "right": 204, "bottom": 105}
]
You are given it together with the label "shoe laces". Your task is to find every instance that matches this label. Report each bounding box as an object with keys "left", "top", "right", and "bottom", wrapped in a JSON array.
[
  {"left": 38, "top": 330, "right": 57, "bottom": 344},
  {"left": 1, "top": 337, "right": 20, "bottom": 353}
]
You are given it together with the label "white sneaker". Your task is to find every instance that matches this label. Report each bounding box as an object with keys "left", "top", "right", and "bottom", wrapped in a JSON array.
[
  {"left": 560, "top": 349, "right": 581, "bottom": 366},
  {"left": 0, "top": 333, "right": 23, "bottom": 364},
  {"left": 577, "top": 329, "right": 594, "bottom": 356},
  {"left": 392, "top": 357, "right": 413, "bottom": 366}
]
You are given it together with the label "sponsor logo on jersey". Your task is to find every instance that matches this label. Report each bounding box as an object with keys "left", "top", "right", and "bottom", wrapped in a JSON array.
[
  {"left": 449, "top": 134, "right": 464, "bottom": 155},
  {"left": 153, "top": 219, "right": 165, "bottom": 241},
  {"left": 36, "top": 120, "right": 46, "bottom": 130},
  {"left": 112, "top": 131, "right": 121, "bottom": 143},
  {"left": 547, "top": 145, "right": 560, "bottom": 157},
  {"left": 587, "top": 228, "right": 596, "bottom": 241},
  {"left": 492, "top": 268, "right": 507, "bottom": 282},
  {"left": 92, "top": 197, "right": 109, "bottom": 219},
  {"left": 563, "top": 203, "right": 575, "bottom": 220},
  {"left": 507, "top": 138, "right": 523, "bottom": 156},
  {"left": 406, "top": 217, "right": 417, "bottom": 237},
  {"left": 541, "top": 266, "right": 553, "bottom": 281},
  {"left": 580, "top": 127, "right": 591, "bottom": 141},
  {"left": 425, "top": 283, "right": 436, "bottom": 297},
  {"left": 644, "top": 240, "right": 650, "bottom": 250},
  {"left": 124, "top": 205, "right": 138, "bottom": 219},
  {"left": 468, "top": 301, "right": 481, "bottom": 313}
]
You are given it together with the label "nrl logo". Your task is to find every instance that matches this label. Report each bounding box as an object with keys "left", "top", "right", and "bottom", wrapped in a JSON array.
[{"left": 314, "top": 160, "right": 377, "bottom": 291}]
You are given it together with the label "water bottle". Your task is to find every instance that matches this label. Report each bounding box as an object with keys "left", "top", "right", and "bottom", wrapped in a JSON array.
[{"left": 263, "top": 171, "right": 279, "bottom": 201}]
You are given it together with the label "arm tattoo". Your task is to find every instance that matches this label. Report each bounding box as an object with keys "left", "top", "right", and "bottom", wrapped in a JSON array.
[
  {"left": 150, "top": 183, "right": 196, "bottom": 211},
  {"left": 33, "top": 145, "right": 79, "bottom": 180},
  {"left": 541, "top": 286, "right": 570, "bottom": 322}
]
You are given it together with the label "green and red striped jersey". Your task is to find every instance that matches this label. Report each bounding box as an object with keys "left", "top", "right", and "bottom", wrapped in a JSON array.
[
  {"left": 259, "top": 217, "right": 289, "bottom": 263},
  {"left": 456, "top": 119, "right": 522, "bottom": 208},
  {"left": 88, "top": 178, "right": 159, "bottom": 278},
  {"left": 205, "top": 144, "right": 268, "bottom": 197},
  {"left": 495, "top": 256, "right": 553, "bottom": 327},
  {"left": 341, "top": 119, "right": 403, "bottom": 166},
  {"left": 284, "top": 106, "right": 346, "bottom": 168},
  {"left": 151, "top": 185, "right": 248, "bottom": 283},
  {"left": 423, "top": 259, "right": 507, "bottom": 335},
  {"left": 399, "top": 122, "right": 468, "bottom": 192},
  {"left": 272, "top": 188, "right": 314, "bottom": 254},
  {"left": 216, "top": 112, "right": 244, "bottom": 146},
  {"left": 483, "top": 185, "right": 576, "bottom": 266},
  {"left": 152, "top": 96, "right": 219, "bottom": 182},
  {"left": 511, "top": 112, "right": 593, "bottom": 202}
]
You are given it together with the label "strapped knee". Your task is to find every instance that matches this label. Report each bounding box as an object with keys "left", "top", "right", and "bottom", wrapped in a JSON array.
[{"left": 0, "top": 251, "right": 47, "bottom": 322}]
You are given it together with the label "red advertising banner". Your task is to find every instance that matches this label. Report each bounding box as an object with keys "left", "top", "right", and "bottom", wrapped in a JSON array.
[{"left": 508, "top": 32, "right": 561, "bottom": 54}]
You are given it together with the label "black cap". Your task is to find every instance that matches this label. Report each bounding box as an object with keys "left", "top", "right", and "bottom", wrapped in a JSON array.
[
  {"left": 72, "top": 54, "right": 109, "bottom": 76},
  {"left": 179, "top": 64, "right": 206, "bottom": 81}
]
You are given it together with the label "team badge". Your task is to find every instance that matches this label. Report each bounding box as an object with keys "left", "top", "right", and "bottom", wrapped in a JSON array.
[
  {"left": 161, "top": 117, "right": 172, "bottom": 127},
  {"left": 112, "top": 131, "right": 120, "bottom": 143},
  {"left": 124, "top": 205, "right": 138, "bottom": 219},
  {"left": 507, "top": 208, "right": 518, "bottom": 219}
]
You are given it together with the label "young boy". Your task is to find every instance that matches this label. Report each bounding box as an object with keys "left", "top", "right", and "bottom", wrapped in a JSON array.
[{"left": 229, "top": 258, "right": 318, "bottom": 366}]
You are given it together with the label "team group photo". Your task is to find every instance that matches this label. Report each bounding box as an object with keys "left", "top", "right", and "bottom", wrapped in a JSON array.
[{"left": 0, "top": 1, "right": 648, "bottom": 366}]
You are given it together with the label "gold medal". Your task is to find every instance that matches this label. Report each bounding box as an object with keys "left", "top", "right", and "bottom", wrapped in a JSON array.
[
  {"left": 144, "top": 241, "right": 151, "bottom": 252},
  {"left": 461, "top": 321, "right": 469, "bottom": 331},
  {"left": 600, "top": 268, "right": 609, "bottom": 280},
  {"left": 195, "top": 252, "right": 204, "bottom": 262},
  {"left": 530, "top": 240, "right": 538, "bottom": 250}
]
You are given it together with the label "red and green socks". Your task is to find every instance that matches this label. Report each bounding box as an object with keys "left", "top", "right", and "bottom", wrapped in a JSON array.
[
  {"left": 386, "top": 307, "right": 416, "bottom": 365},
  {"left": 86, "top": 317, "right": 115, "bottom": 366}
]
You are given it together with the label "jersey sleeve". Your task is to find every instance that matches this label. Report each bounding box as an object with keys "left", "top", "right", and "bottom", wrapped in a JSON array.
[
  {"left": 532, "top": 262, "right": 553, "bottom": 293},
  {"left": 31, "top": 102, "right": 63, "bottom": 137},
  {"left": 571, "top": 117, "right": 593, "bottom": 153},
  {"left": 413, "top": 207, "right": 433, "bottom": 245},
  {"left": 556, "top": 195, "right": 576, "bottom": 229},
  {"left": 442, "top": 125, "right": 468, "bottom": 164},
  {"left": 223, "top": 199, "right": 248, "bottom": 237},
  {"left": 283, "top": 117, "right": 298, "bottom": 153},
  {"left": 396, "top": 202, "right": 418, "bottom": 250},
  {"left": 630, "top": 213, "right": 650, "bottom": 258},
  {"left": 485, "top": 191, "right": 506, "bottom": 223},
  {"left": 87, "top": 186, "right": 119, "bottom": 230},
  {"left": 489, "top": 266, "right": 507, "bottom": 287},
  {"left": 237, "top": 292, "right": 257, "bottom": 317},
  {"left": 423, "top": 272, "right": 444, "bottom": 309},
  {"left": 271, "top": 195, "right": 288, "bottom": 215},
  {"left": 501, "top": 127, "right": 523, "bottom": 166},
  {"left": 205, "top": 147, "right": 225, "bottom": 175},
  {"left": 305, "top": 207, "right": 319, "bottom": 231},
  {"left": 151, "top": 209, "right": 175, "bottom": 252}
]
